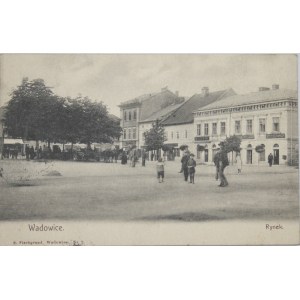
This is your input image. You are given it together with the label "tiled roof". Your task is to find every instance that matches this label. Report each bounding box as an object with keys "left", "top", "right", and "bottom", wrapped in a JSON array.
[
  {"left": 119, "top": 89, "right": 184, "bottom": 121},
  {"left": 140, "top": 102, "right": 184, "bottom": 123},
  {"left": 161, "top": 88, "right": 236, "bottom": 126},
  {"left": 198, "top": 89, "right": 297, "bottom": 111}
]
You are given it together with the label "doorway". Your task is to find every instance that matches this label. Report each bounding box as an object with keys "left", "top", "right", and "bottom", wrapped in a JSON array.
[
  {"left": 247, "top": 149, "right": 252, "bottom": 164},
  {"left": 273, "top": 149, "right": 279, "bottom": 165},
  {"left": 204, "top": 149, "right": 208, "bottom": 162}
]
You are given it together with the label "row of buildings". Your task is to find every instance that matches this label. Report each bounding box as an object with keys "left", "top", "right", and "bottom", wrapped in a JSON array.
[{"left": 118, "top": 85, "right": 298, "bottom": 165}]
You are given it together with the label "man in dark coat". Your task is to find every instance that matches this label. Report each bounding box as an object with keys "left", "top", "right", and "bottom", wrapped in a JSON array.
[
  {"left": 181, "top": 153, "right": 190, "bottom": 182},
  {"left": 268, "top": 153, "right": 273, "bottom": 167},
  {"left": 217, "top": 142, "right": 229, "bottom": 187}
]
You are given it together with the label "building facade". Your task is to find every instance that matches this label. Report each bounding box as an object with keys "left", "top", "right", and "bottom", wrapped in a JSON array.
[
  {"left": 193, "top": 85, "right": 298, "bottom": 165},
  {"left": 118, "top": 87, "right": 183, "bottom": 149},
  {"left": 161, "top": 87, "right": 236, "bottom": 157}
]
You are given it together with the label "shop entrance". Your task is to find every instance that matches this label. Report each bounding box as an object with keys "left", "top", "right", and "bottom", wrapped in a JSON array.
[
  {"left": 273, "top": 149, "right": 279, "bottom": 165},
  {"left": 247, "top": 149, "right": 252, "bottom": 164}
]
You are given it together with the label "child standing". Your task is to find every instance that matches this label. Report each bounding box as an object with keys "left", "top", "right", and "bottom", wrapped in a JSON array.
[
  {"left": 156, "top": 157, "right": 165, "bottom": 183},
  {"left": 187, "top": 153, "right": 196, "bottom": 184}
]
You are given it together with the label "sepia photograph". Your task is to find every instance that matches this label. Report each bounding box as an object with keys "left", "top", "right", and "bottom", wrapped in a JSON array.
[{"left": 0, "top": 54, "right": 299, "bottom": 245}]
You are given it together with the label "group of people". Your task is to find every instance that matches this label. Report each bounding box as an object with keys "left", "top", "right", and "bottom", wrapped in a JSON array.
[{"left": 156, "top": 144, "right": 232, "bottom": 187}]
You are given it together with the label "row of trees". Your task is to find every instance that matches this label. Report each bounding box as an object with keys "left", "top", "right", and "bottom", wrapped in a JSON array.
[{"left": 4, "top": 78, "right": 122, "bottom": 148}]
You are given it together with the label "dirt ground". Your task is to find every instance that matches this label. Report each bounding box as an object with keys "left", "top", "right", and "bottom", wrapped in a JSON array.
[{"left": 0, "top": 159, "right": 298, "bottom": 222}]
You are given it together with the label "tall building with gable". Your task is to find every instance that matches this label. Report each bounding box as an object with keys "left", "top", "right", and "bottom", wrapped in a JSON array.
[{"left": 118, "top": 87, "right": 184, "bottom": 149}]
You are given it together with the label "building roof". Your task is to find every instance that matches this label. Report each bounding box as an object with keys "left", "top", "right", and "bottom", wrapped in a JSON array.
[
  {"left": 161, "top": 88, "right": 236, "bottom": 126},
  {"left": 197, "top": 88, "right": 298, "bottom": 111},
  {"left": 119, "top": 89, "right": 184, "bottom": 121},
  {"left": 108, "top": 113, "right": 120, "bottom": 123},
  {"left": 140, "top": 102, "right": 184, "bottom": 123}
]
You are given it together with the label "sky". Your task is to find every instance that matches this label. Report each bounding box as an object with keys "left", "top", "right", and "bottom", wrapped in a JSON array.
[{"left": 0, "top": 54, "right": 297, "bottom": 116}]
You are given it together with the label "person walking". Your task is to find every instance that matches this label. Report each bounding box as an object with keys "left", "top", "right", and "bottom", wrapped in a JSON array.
[
  {"left": 187, "top": 153, "right": 196, "bottom": 184},
  {"left": 236, "top": 153, "right": 242, "bottom": 174},
  {"left": 213, "top": 151, "right": 220, "bottom": 181},
  {"left": 268, "top": 153, "right": 273, "bottom": 167},
  {"left": 142, "top": 151, "right": 146, "bottom": 167},
  {"left": 181, "top": 152, "right": 190, "bottom": 182},
  {"left": 156, "top": 157, "right": 165, "bottom": 183}
]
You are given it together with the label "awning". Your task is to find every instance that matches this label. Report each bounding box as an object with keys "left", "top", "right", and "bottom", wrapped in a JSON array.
[{"left": 4, "top": 138, "right": 24, "bottom": 145}]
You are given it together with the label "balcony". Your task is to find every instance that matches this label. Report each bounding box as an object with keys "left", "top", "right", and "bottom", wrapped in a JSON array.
[{"left": 266, "top": 133, "right": 285, "bottom": 139}]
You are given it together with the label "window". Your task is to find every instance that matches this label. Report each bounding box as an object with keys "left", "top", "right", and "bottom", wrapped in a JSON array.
[
  {"left": 259, "top": 118, "right": 266, "bottom": 133},
  {"left": 171, "top": 131, "right": 174, "bottom": 139},
  {"left": 165, "top": 131, "right": 168, "bottom": 141},
  {"left": 246, "top": 119, "right": 253, "bottom": 134},
  {"left": 133, "top": 110, "right": 137, "bottom": 120},
  {"left": 235, "top": 120, "right": 241, "bottom": 134},
  {"left": 129, "top": 112, "right": 132, "bottom": 121},
  {"left": 212, "top": 123, "right": 217, "bottom": 135},
  {"left": 185, "top": 130, "right": 188, "bottom": 138},
  {"left": 176, "top": 132, "right": 179, "bottom": 139},
  {"left": 220, "top": 122, "right": 226, "bottom": 135},
  {"left": 273, "top": 117, "right": 280, "bottom": 132},
  {"left": 123, "top": 129, "right": 126, "bottom": 140},
  {"left": 128, "top": 129, "right": 131, "bottom": 139},
  {"left": 132, "top": 128, "right": 136, "bottom": 139},
  {"left": 124, "top": 111, "right": 127, "bottom": 121},
  {"left": 204, "top": 123, "right": 209, "bottom": 136},
  {"left": 197, "top": 124, "right": 201, "bottom": 136}
]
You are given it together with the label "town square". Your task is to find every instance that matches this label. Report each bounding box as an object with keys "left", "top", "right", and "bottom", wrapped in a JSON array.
[{"left": 0, "top": 54, "right": 298, "bottom": 245}]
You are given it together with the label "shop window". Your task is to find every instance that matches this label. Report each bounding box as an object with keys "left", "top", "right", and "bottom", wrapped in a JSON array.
[
  {"left": 259, "top": 118, "right": 266, "bottom": 133},
  {"left": 204, "top": 123, "right": 209, "bottom": 136},
  {"left": 197, "top": 124, "right": 201, "bottom": 136},
  {"left": 273, "top": 117, "right": 280, "bottom": 132},
  {"left": 235, "top": 120, "right": 241, "bottom": 134},
  {"left": 220, "top": 122, "right": 226, "bottom": 135},
  {"left": 246, "top": 119, "right": 253, "bottom": 134},
  {"left": 212, "top": 123, "right": 217, "bottom": 135}
]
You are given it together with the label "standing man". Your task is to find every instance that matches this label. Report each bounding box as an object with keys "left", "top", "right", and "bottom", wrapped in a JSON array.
[
  {"left": 218, "top": 142, "right": 229, "bottom": 187},
  {"left": 181, "top": 152, "right": 190, "bottom": 182},
  {"left": 268, "top": 153, "right": 273, "bottom": 167}
]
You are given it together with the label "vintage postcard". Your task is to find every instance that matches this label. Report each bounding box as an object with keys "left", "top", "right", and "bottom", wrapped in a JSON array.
[{"left": 0, "top": 54, "right": 299, "bottom": 245}]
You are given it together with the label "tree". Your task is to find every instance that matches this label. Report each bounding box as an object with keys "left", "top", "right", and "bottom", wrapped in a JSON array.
[
  {"left": 4, "top": 78, "right": 122, "bottom": 149},
  {"left": 74, "top": 97, "right": 122, "bottom": 148},
  {"left": 144, "top": 120, "right": 166, "bottom": 155},
  {"left": 223, "top": 135, "right": 242, "bottom": 165},
  {"left": 4, "top": 78, "right": 57, "bottom": 142}
]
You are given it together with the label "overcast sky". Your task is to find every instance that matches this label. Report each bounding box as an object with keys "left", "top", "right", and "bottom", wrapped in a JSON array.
[{"left": 0, "top": 54, "right": 297, "bottom": 116}]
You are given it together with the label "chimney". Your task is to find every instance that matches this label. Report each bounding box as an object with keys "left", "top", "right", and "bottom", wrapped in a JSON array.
[
  {"left": 175, "top": 91, "right": 179, "bottom": 97},
  {"left": 272, "top": 84, "right": 279, "bottom": 90},
  {"left": 259, "top": 87, "right": 270, "bottom": 92},
  {"left": 202, "top": 87, "right": 209, "bottom": 96},
  {"left": 161, "top": 86, "right": 168, "bottom": 92}
]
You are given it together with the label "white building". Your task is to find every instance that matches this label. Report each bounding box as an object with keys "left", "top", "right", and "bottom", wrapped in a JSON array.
[{"left": 193, "top": 85, "right": 298, "bottom": 165}]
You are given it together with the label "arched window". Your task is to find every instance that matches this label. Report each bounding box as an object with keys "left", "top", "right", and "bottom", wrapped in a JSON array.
[{"left": 273, "top": 143, "right": 279, "bottom": 148}]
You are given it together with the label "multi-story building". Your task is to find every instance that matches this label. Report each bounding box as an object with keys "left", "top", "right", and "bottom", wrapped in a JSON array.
[
  {"left": 161, "top": 87, "right": 236, "bottom": 157},
  {"left": 193, "top": 85, "right": 298, "bottom": 165},
  {"left": 118, "top": 87, "right": 184, "bottom": 149}
]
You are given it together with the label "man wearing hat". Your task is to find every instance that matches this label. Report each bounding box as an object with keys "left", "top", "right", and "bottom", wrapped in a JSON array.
[{"left": 217, "top": 142, "right": 229, "bottom": 187}]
